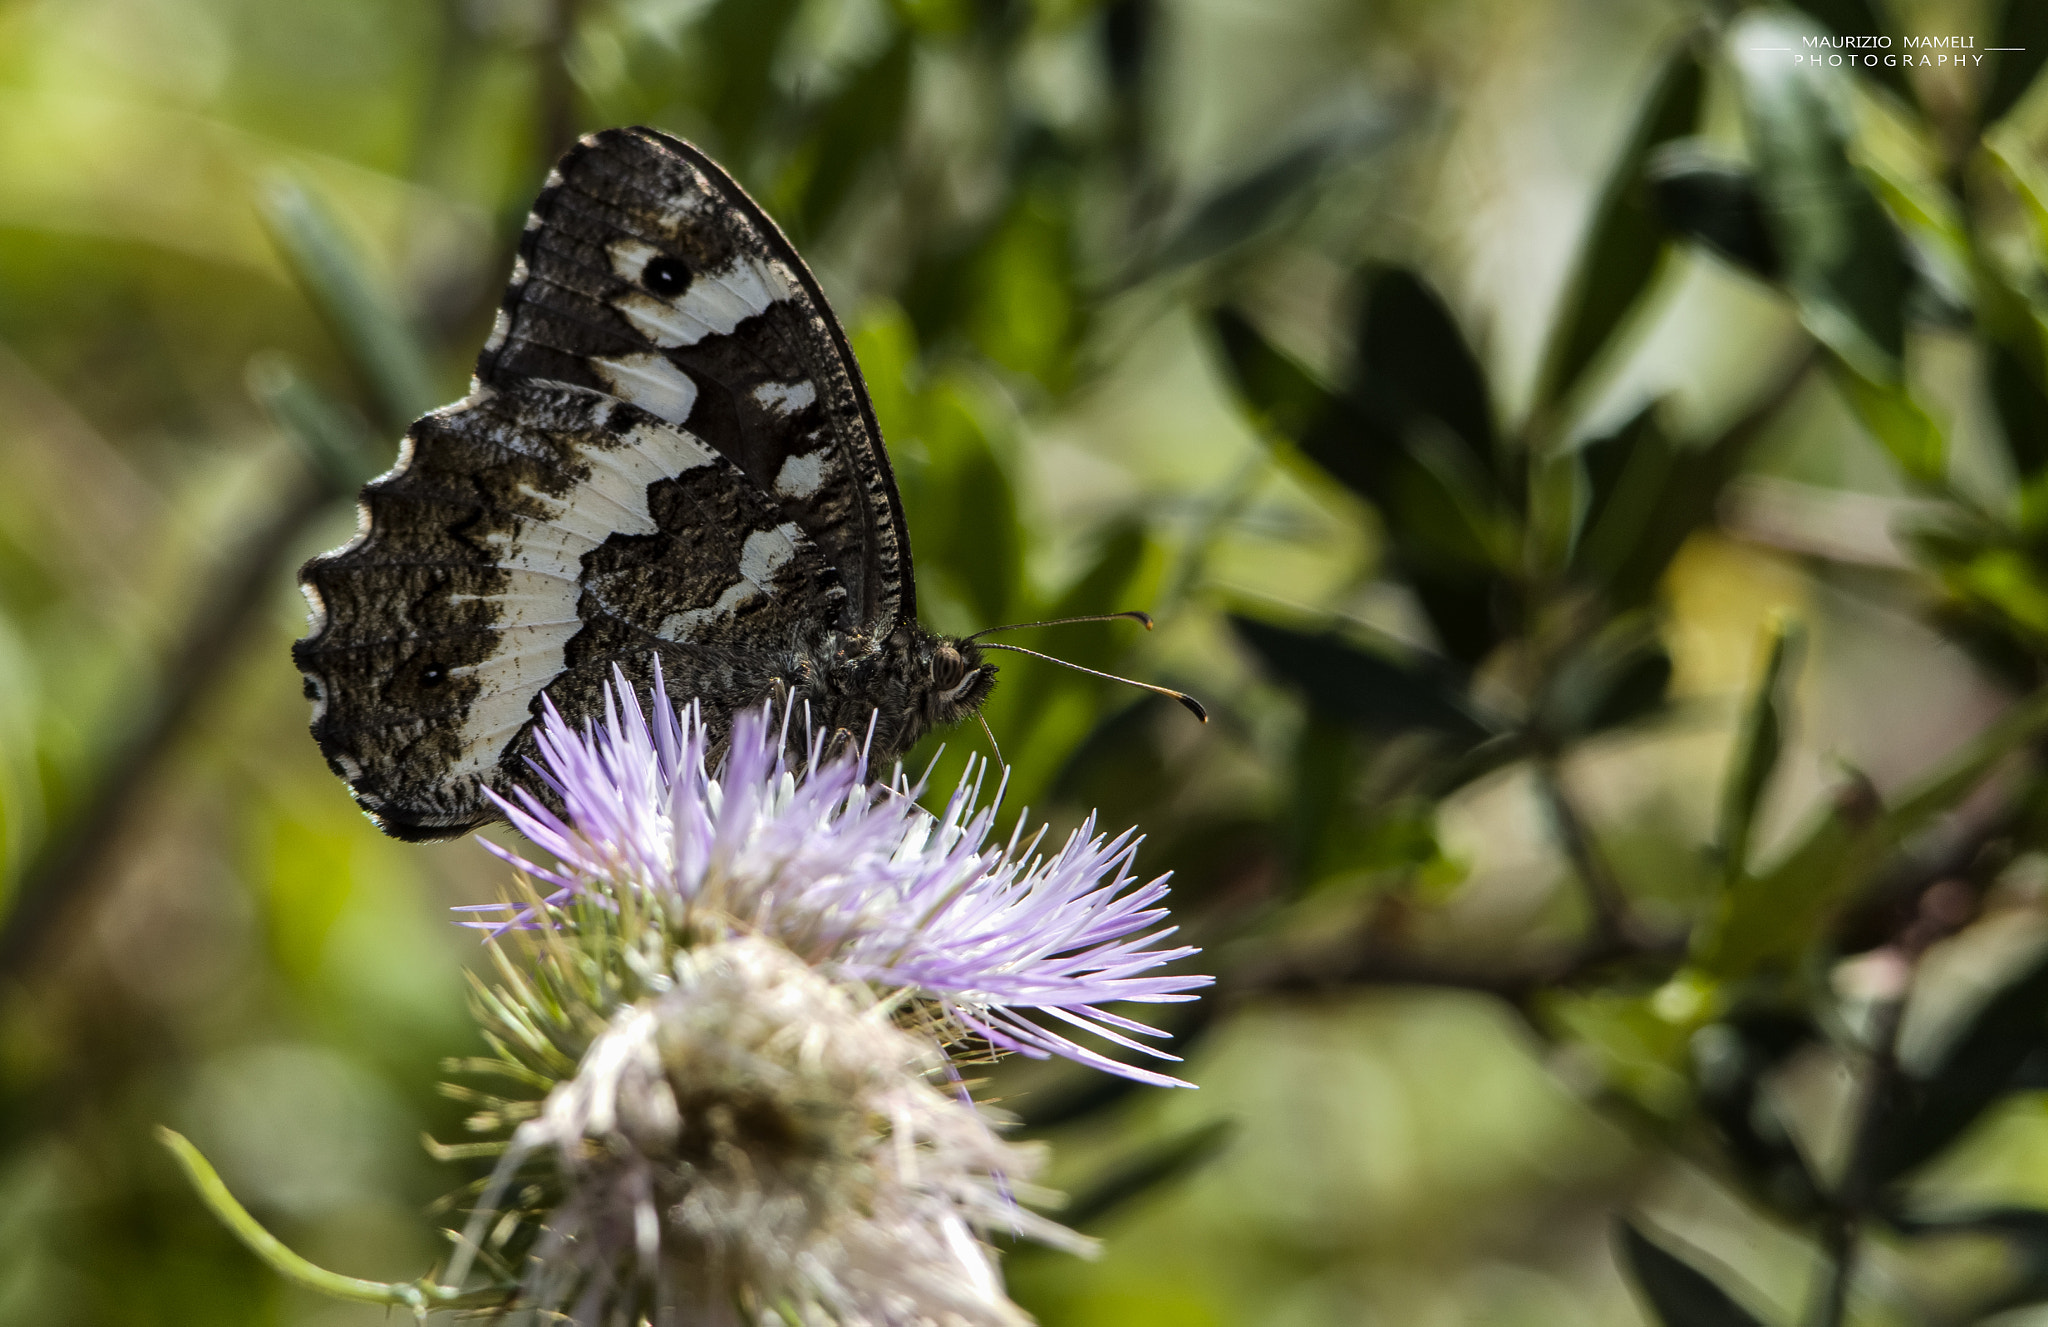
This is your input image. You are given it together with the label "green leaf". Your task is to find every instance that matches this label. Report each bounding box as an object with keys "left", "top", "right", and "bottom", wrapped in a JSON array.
[
  {"left": 258, "top": 175, "right": 439, "bottom": 431},
  {"left": 789, "top": 34, "right": 914, "bottom": 238},
  {"left": 1538, "top": 616, "right": 1673, "bottom": 738},
  {"left": 927, "top": 382, "right": 1021, "bottom": 625},
  {"left": 1141, "top": 137, "right": 1339, "bottom": 278},
  {"left": 1717, "top": 617, "right": 1802, "bottom": 885},
  {"left": 990, "top": 520, "right": 1152, "bottom": 734},
  {"left": 1208, "top": 307, "right": 1346, "bottom": 442},
  {"left": 1209, "top": 306, "right": 1506, "bottom": 665},
  {"left": 1991, "top": 339, "right": 2048, "bottom": 479},
  {"left": 1832, "top": 364, "right": 1945, "bottom": 487},
  {"left": 244, "top": 352, "right": 379, "bottom": 491},
  {"left": 1535, "top": 41, "right": 1705, "bottom": 408},
  {"left": 1571, "top": 402, "right": 1759, "bottom": 610},
  {"left": 1703, "top": 685, "right": 2048, "bottom": 979},
  {"left": 1873, "top": 945, "right": 2048, "bottom": 1182},
  {"left": 1646, "top": 144, "right": 1781, "bottom": 279},
  {"left": 1730, "top": 12, "right": 1908, "bottom": 383},
  {"left": 696, "top": 0, "right": 806, "bottom": 149},
  {"left": 1985, "top": 127, "right": 2048, "bottom": 272},
  {"left": 1617, "top": 1219, "right": 1770, "bottom": 1327},
  {"left": 1892, "top": 1207, "right": 2048, "bottom": 1318},
  {"left": 969, "top": 181, "right": 1078, "bottom": 391},
  {"left": 1358, "top": 268, "right": 1497, "bottom": 467},
  {"left": 1058, "top": 1121, "right": 1237, "bottom": 1230},
  {"left": 1692, "top": 1013, "right": 1825, "bottom": 1214},
  {"left": 1984, "top": 0, "right": 2048, "bottom": 126},
  {"left": 1230, "top": 616, "right": 1491, "bottom": 744}
]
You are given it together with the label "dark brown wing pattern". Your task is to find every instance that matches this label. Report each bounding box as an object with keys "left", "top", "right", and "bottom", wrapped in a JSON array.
[
  {"left": 476, "top": 127, "right": 913, "bottom": 631},
  {"left": 295, "top": 128, "right": 918, "bottom": 839},
  {"left": 296, "top": 381, "right": 851, "bottom": 839}
]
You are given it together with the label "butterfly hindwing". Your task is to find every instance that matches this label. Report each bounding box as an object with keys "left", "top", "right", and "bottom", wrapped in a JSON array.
[
  {"left": 476, "top": 126, "right": 913, "bottom": 634},
  {"left": 294, "top": 382, "right": 849, "bottom": 838}
]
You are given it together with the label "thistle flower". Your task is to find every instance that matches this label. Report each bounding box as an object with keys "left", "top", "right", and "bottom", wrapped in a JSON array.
[
  {"left": 454, "top": 936, "right": 1086, "bottom": 1327},
  {"left": 434, "top": 668, "right": 1210, "bottom": 1324},
  {"left": 473, "top": 665, "right": 1211, "bottom": 1088}
]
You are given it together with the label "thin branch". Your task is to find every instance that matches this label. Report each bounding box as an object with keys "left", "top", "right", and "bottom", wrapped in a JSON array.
[
  {"left": 1533, "top": 754, "right": 1637, "bottom": 949},
  {"left": 1231, "top": 927, "right": 1688, "bottom": 1011}
]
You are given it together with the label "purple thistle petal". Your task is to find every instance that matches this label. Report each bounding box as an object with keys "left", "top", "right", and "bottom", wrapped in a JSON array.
[{"left": 466, "top": 667, "right": 1212, "bottom": 1085}]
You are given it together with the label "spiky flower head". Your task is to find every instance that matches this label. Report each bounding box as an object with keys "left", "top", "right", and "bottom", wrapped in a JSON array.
[
  {"left": 443, "top": 670, "right": 1209, "bottom": 1324},
  {"left": 454, "top": 937, "right": 1085, "bottom": 1326},
  {"left": 472, "top": 666, "right": 1210, "bottom": 1087}
]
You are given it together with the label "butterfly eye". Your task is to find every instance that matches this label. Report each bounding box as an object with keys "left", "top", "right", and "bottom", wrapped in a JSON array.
[
  {"left": 642, "top": 256, "right": 691, "bottom": 298},
  {"left": 420, "top": 664, "right": 445, "bottom": 687},
  {"left": 931, "top": 646, "right": 966, "bottom": 690}
]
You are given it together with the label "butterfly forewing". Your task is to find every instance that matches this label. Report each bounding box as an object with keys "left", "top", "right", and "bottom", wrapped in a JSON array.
[
  {"left": 297, "top": 380, "right": 851, "bottom": 838},
  {"left": 295, "top": 127, "right": 981, "bottom": 840},
  {"left": 476, "top": 126, "right": 911, "bottom": 631}
]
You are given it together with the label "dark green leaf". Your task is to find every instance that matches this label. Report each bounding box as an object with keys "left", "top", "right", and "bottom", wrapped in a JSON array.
[
  {"left": 1693, "top": 1015, "right": 1825, "bottom": 1215},
  {"left": 1144, "top": 139, "right": 1332, "bottom": 276},
  {"left": 1718, "top": 617, "right": 1802, "bottom": 884},
  {"left": 1591, "top": 642, "right": 1672, "bottom": 731},
  {"left": 1140, "top": 111, "right": 1399, "bottom": 278},
  {"left": 1538, "top": 617, "right": 1671, "bottom": 737},
  {"left": 1535, "top": 42, "right": 1705, "bottom": 407},
  {"left": 1288, "top": 714, "right": 1360, "bottom": 877},
  {"left": 953, "top": 441, "right": 1020, "bottom": 626},
  {"left": 1572, "top": 403, "right": 1752, "bottom": 610},
  {"left": 1617, "top": 1220, "right": 1770, "bottom": 1327},
  {"left": 258, "top": 175, "right": 439, "bottom": 431},
  {"left": 1731, "top": 12, "right": 1909, "bottom": 382},
  {"left": 1834, "top": 366, "right": 1945, "bottom": 487},
  {"left": 1874, "top": 945, "right": 2048, "bottom": 1182},
  {"left": 1358, "top": 267, "right": 1498, "bottom": 466},
  {"left": 1059, "top": 1121, "right": 1237, "bottom": 1230},
  {"left": 1208, "top": 307, "right": 1348, "bottom": 443},
  {"left": 1230, "top": 616, "right": 1491, "bottom": 743},
  {"left": 696, "top": 0, "right": 805, "bottom": 150},
  {"left": 1892, "top": 1207, "right": 2048, "bottom": 1317},
  {"left": 1572, "top": 404, "right": 1665, "bottom": 574},
  {"left": 969, "top": 181, "right": 1078, "bottom": 390},
  {"left": 791, "top": 35, "right": 914, "bottom": 238},
  {"left": 1101, "top": 0, "right": 1152, "bottom": 93},
  {"left": 1895, "top": 1206, "right": 2048, "bottom": 1239},
  {"left": 1991, "top": 340, "right": 2048, "bottom": 479},
  {"left": 1209, "top": 302, "right": 1512, "bottom": 664},
  {"left": 1646, "top": 143, "right": 1781, "bottom": 279},
  {"left": 1984, "top": 0, "right": 2048, "bottom": 126}
]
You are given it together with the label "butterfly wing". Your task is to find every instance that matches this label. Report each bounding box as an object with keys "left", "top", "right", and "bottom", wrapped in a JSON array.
[
  {"left": 294, "top": 383, "right": 851, "bottom": 839},
  {"left": 296, "top": 128, "right": 919, "bottom": 837},
  {"left": 477, "top": 126, "right": 914, "bottom": 633}
]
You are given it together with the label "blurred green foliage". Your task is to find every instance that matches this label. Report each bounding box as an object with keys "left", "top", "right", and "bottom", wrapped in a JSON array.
[{"left": 21, "top": 0, "right": 2048, "bottom": 1324}]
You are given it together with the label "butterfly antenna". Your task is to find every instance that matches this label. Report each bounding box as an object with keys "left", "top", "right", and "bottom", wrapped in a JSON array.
[
  {"left": 973, "top": 643, "right": 1208, "bottom": 722},
  {"left": 977, "top": 713, "right": 1005, "bottom": 767},
  {"left": 966, "top": 610, "right": 1155, "bottom": 641}
]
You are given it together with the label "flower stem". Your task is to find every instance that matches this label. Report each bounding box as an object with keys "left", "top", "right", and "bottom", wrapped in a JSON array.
[{"left": 156, "top": 1127, "right": 510, "bottom": 1317}]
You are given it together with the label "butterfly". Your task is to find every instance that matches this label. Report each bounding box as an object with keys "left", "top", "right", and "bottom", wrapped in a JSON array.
[
  {"left": 288, "top": 126, "right": 1006, "bottom": 841},
  {"left": 295, "top": 128, "right": 1202, "bottom": 840}
]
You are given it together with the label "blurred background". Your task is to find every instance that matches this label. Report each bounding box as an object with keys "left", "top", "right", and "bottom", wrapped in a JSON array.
[{"left": 12, "top": 0, "right": 2048, "bottom": 1322}]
